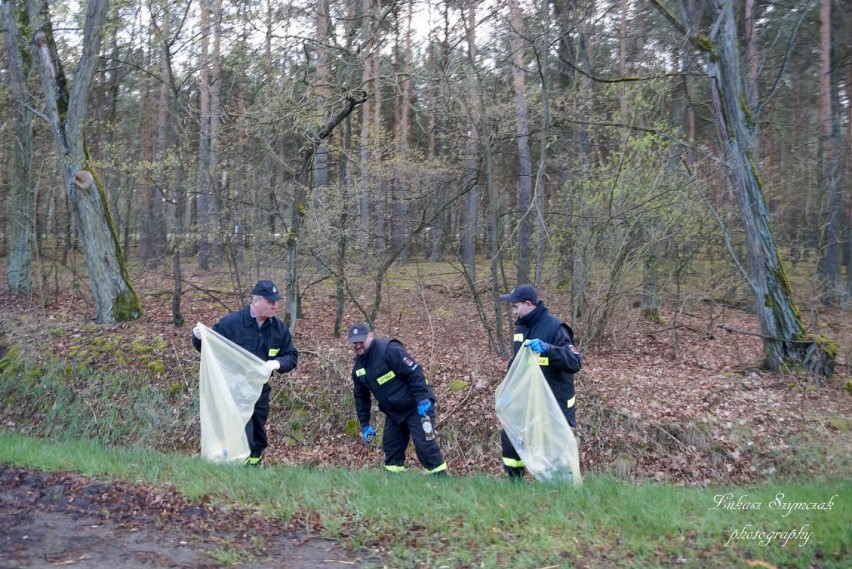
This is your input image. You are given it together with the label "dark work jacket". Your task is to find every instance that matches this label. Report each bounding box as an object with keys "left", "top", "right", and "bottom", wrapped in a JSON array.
[
  {"left": 510, "top": 302, "right": 581, "bottom": 407},
  {"left": 352, "top": 339, "right": 435, "bottom": 427},
  {"left": 192, "top": 306, "right": 298, "bottom": 376}
]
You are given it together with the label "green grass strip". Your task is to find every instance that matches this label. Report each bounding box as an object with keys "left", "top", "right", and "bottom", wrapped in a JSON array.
[{"left": 1, "top": 431, "right": 848, "bottom": 568}]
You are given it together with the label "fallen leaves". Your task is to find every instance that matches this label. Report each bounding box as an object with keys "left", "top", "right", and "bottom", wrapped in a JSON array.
[{"left": 1, "top": 271, "right": 851, "bottom": 487}]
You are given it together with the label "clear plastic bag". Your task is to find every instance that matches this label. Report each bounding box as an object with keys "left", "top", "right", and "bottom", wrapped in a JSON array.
[
  {"left": 198, "top": 323, "right": 271, "bottom": 463},
  {"left": 495, "top": 345, "right": 582, "bottom": 485}
]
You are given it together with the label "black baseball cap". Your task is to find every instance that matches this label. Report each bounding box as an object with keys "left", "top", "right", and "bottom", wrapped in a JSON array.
[
  {"left": 500, "top": 284, "right": 538, "bottom": 304},
  {"left": 251, "top": 280, "right": 282, "bottom": 301},
  {"left": 347, "top": 322, "right": 371, "bottom": 343}
]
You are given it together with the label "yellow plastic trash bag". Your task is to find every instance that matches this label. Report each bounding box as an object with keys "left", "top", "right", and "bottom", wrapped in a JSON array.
[
  {"left": 198, "top": 323, "right": 271, "bottom": 463},
  {"left": 495, "top": 345, "right": 582, "bottom": 485}
]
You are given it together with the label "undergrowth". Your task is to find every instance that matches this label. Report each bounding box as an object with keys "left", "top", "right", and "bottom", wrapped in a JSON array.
[
  {"left": 0, "top": 347, "right": 196, "bottom": 450},
  {"left": 1, "top": 342, "right": 847, "bottom": 484}
]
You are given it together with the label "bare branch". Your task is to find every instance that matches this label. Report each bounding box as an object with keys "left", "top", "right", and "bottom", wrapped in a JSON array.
[
  {"left": 756, "top": 0, "right": 815, "bottom": 117},
  {"left": 65, "top": 0, "right": 108, "bottom": 142},
  {"left": 649, "top": 0, "right": 715, "bottom": 55}
]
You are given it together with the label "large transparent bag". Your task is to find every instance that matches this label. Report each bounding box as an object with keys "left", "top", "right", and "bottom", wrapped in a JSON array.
[
  {"left": 198, "top": 323, "right": 271, "bottom": 463},
  {"left": 495, "top": 345, "right": 582, "bottom": 485}
]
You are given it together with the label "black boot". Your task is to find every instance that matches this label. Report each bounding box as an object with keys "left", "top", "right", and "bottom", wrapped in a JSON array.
[{"left": 504, "top": 466, "right": 525, "bottom": 480}]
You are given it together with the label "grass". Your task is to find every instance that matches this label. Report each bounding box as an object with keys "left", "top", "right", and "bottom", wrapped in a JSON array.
[{"left": 1, "top": 431, "right": 848, "bottom": 568}]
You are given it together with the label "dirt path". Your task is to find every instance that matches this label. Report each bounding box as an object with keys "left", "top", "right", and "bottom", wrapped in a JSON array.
[{"left": 0, "top": 466, "right": 368, "bottom": 569}]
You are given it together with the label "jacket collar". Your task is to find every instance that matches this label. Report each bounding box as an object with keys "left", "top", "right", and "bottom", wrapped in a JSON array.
[
  {"left": 241, "top": 305, "right": 269, "bottom": 328},
  {"left": 517, "top": 301, "right": 546, "bottom": 327}
]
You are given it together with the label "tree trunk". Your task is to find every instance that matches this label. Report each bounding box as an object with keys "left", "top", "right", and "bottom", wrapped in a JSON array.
[
  {"left": 138, "top": 68, "right": 157, "bottom": 263},
  {"left": 371, "top": 47, "right": 385, "bottom": 256},
  {"left": 313, "top": 0, "right": 330, "bottom": 274},
  {"left": 480, "top": 17, "right": 503, "bottom": 355},
  {"left": 196, "top": 0, "right": 211, "bottom": 269},
  {"left": 2, "top": 0, "right": 34, "bottom": 295},
  {"left": 659, "top": 0, "right": 835, "bottom": 376},
  {"left": 260, "top": 2, "right": 276, "bottom": 250},
  {"left": 641, "top": 243, "right": 661, "bottom": 323},
  {"left": 819, "top": 0, "right": 841, "bottom": 305},
  {"left": 358, "top": 63, "right": 372, "bottom": 255},
  {"left": 334, "top": 0, "right": 358, "bottom": 338},
  {"left": 151, "top": 16, "right": 169, "bottom": 263},
  {"left": 148, "top": 1, "right": 188, "bottom": 326},
  {"left": 229, "top": 16, "right": 249, "bottom": 277},
  {"left": 845, "top": 0, "right": 852, "bottom": 309},
  {"left": 392, "top": 5, "right": 412, "bottom": 264},
  {"left": 460, "top": 2, "right": 478, "bottom": 278},
  {"left": 98, "top": 21, "right": 122, "bottom": 256},
  {"left": 25, "top": 0, "right": 142, "bottom": 323},
  {"left": 682, "top": 0, "right": 697, "bottom": 167},
  {"left": 427, "top": 37, "right": 447, "bottom": 262},
  {"left": 207, "top": 0, "right": 222, "bottom": 267},
  {"left": 744, "top": 0, "right": 759, "bottom": 161},
  {"left": 555, "top": 0, "right": 593, "bottom": 326},
  {"left": 533, "top": 0, "right": 552, "bottom": 286},
  {"left": 358, "top": 0, "right": 377, "bottom": 258},
  {"left": 428, "top": 17, "right": 452, "bottom": 263},
  {"left": 509, "top": 0, "right": 532, "bottom": 285}
]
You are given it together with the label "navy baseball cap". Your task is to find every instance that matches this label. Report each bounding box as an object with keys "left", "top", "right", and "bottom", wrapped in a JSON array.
[
  {"left": 347, "top": 322, "right": 371, "bottom": 343},
  {"left": 251, "top": 280, "right": 282, "bottom": 301},
  {"left": 500, "top": 284, "right": 538, "bottom": 303}
]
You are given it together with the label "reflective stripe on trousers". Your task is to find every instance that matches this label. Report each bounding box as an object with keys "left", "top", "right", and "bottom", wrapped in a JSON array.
[{"left": 502, "top": 456, "right": 524, "bottom": 468}]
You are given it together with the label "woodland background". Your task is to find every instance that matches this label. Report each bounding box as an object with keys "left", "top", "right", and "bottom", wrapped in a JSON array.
[{"left": 1, "top": 1, "right": 851, "bottom": 481}]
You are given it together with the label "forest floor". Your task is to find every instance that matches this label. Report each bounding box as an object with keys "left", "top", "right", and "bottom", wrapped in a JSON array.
[
  {"left": 0, "top": 465, "right": 365, "bottom": 569},
  {"left": 1, "top": 265, "right": 851, "bottom": 567}
]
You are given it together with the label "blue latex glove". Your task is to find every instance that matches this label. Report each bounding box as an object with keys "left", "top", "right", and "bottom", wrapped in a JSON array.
[
  {"left": 417, "top": 399, "right": 432, "bottom": 416},
  {"left": 361, "top": 425, "right": 376, "bottom": 442},
  {"left": 525, "top": 338, "right": 549, "bottom": 354}
]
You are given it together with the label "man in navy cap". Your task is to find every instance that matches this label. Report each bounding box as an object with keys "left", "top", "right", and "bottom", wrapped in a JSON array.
[
  {"left": 193, "top": 280, "right": 298, "bottom": 465},
  {"left": 348, "top": 322, "right": 447, "bottom": 475},
  {"left": 499, "top": 284, "right": 581, "bottom": 479}
]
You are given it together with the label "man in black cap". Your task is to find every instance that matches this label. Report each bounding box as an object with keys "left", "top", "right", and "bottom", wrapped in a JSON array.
[
  {"left": 348, "top": 322, "right": 447, "bottom": 475},
  {"left": 193, "top": 280, "right": 298, "bottom": 465},
  {"left": 498, "top": 284, "right": 582, "bottom": 478}
]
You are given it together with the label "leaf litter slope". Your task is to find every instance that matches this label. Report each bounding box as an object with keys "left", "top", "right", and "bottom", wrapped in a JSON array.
[
  {"left": 1, "top": 272, "right": 850, "bottom": 481},
  {"left": 0, "top": 268, "right": 850, "bottom": 564}
]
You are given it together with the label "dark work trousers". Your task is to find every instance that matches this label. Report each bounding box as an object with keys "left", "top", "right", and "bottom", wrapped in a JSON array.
[
  {"left": 245, "top": 382, "right": 271, "bottom": 458},
  {"left": 382, "top": 408, "right": 444, "bottom": 471},
  {"left": 501, "top": 395, "right": 576, "bottom": 478}
]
